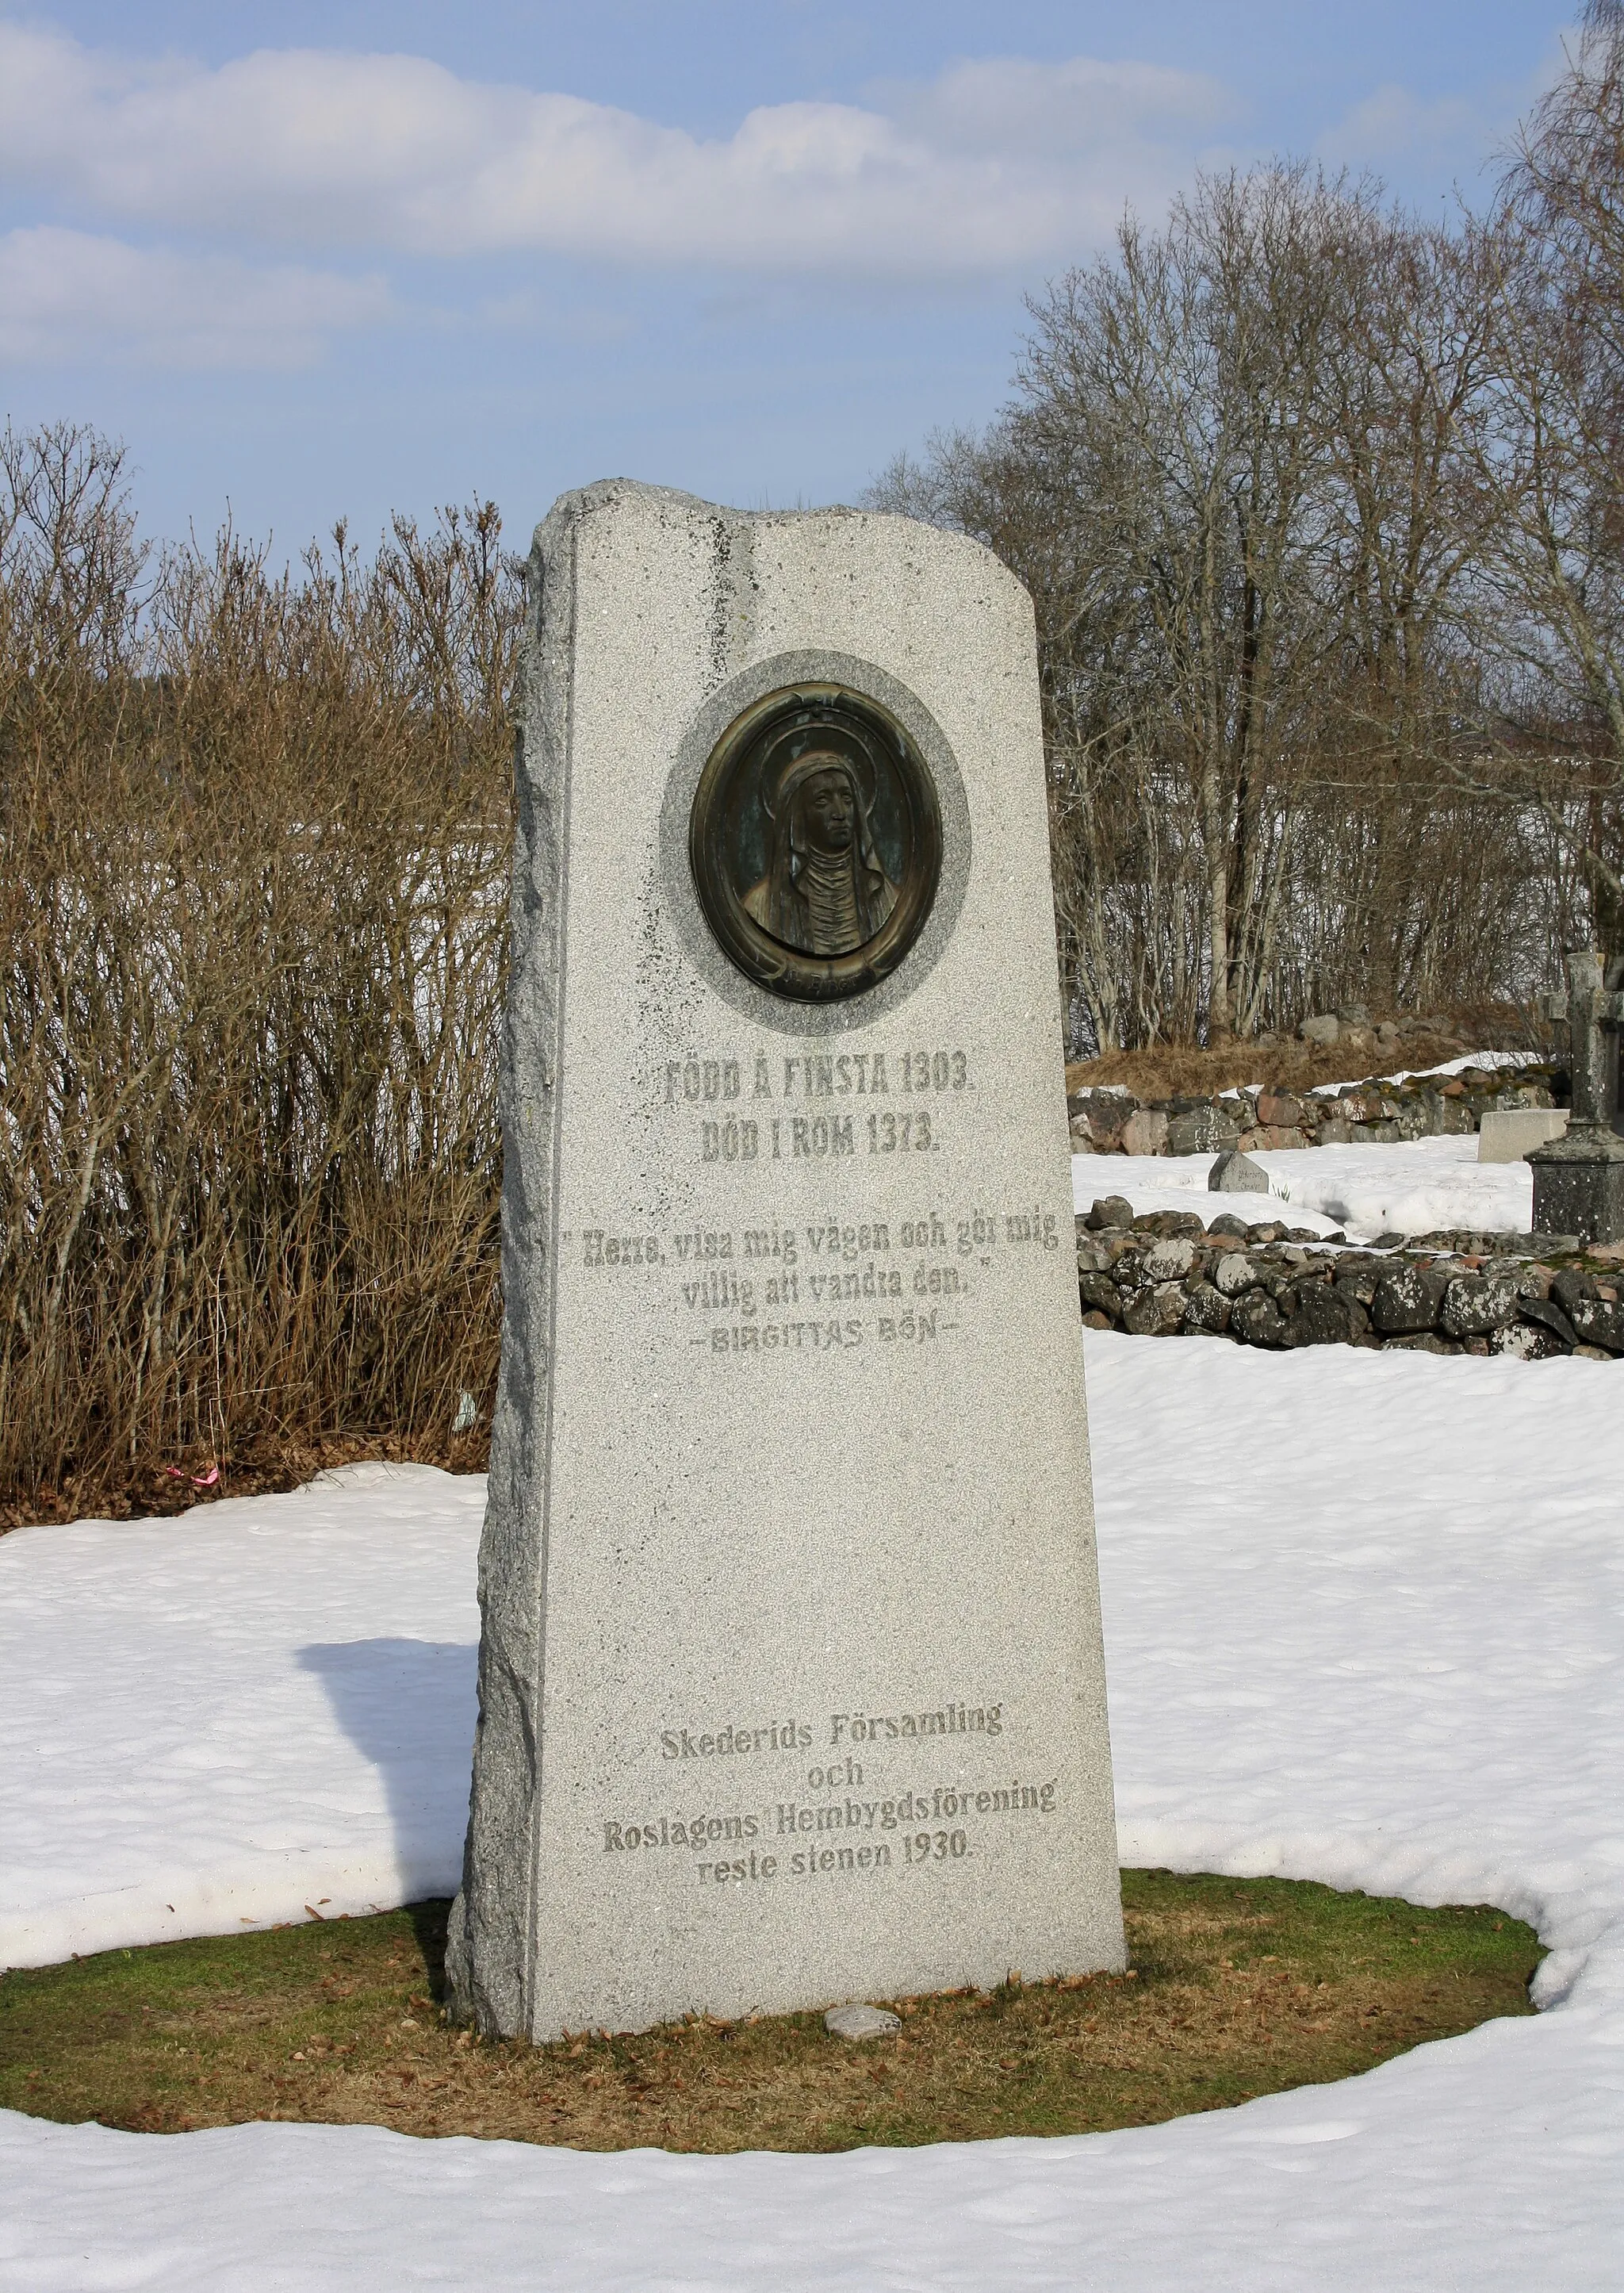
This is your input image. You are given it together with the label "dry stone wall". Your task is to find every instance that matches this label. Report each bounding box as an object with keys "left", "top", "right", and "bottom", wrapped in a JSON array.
[
  {"left": 1069, "top": 1064, "right": 1565, "bottom": 1157},
  {"left": 1076, "top": 1198, "right": 1624, "bottom": 1359}
]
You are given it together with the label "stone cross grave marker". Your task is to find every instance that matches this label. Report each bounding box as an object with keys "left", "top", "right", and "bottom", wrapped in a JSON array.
[
  {"left": 446, "top": 481, "right": 1124, "bottom": 2041},
  {"left": 1531, "top": 949, "right": 1624, "bottom": 1243}
]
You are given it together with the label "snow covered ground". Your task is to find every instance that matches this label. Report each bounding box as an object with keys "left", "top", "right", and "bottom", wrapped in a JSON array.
[
  {"left": 5, "top": 1336, "right": 1624, "bottom": 2288},
  {"left": 1074, "top": 1131, "right": 1538, "bottom": 1240},
  {"left": 0, "top": 1465, "right": 484, "bottom": 1969}
]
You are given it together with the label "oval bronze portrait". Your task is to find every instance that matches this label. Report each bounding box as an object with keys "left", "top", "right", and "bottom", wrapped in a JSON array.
[{"left": 688, "top": 684, "right": 942, "bottom": 1003}]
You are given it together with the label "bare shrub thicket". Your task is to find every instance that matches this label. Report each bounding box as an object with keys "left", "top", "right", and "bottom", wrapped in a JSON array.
[
  {"left": 869, "top": 35, "right": 1624, "bottom": 1050},
  {"left": 0, "top": 421, "right": 519, "bottom": 1513}
]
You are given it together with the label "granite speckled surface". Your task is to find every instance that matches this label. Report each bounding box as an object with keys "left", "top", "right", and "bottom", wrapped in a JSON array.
[{"left": 448, "top": 481, "right": 1122, "bottom": 2039}]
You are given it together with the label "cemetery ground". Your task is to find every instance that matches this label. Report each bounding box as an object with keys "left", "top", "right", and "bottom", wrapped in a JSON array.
[
  {"left": 0, "top": 1877, "right": 1538, "bottom": 2153},
  {"left": 2, "top": 1294, "right": 1622, "bottom": 2285},
  {"left": 0, "top": 1045, "right": 1551, "bottom": 1546},
  {"left": 1076, "top": 1125, "right": 1544, "bottom": 1243}
]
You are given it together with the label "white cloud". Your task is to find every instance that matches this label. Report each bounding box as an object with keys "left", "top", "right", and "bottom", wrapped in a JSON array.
[
  {"left": 0, "top": 225, "right": 392, "bottom": 367},
  {"left": 0, "top": 23, "right": 1229, "bottom": 278},
  {"left": 890, "top": 53, "right": 1231, "bottom": 159},
  {"left": 1316, "top": 82, "right": 1489, "bottom": 178}
]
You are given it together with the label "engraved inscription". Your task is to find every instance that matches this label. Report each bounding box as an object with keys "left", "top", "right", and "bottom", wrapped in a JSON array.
[
  {"left": 661, "top": 1718, "right": 813, "bottom": 1759},
  {"left": 566, "top": 1203, "right": 1063, "bottom": 1355},
  {"left": 663, "top": 1045, "right": 973, "bottom": 1165},
  {"left": 596, "top": 1694, "right": 1055, "bottom": 1888},
  {"left": 660, "top": 1044, "right": 972, "bottom": 1161}
]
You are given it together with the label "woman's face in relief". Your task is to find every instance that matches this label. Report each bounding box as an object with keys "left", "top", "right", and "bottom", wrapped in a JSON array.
[{"left": 797, "top": 764, "right": 856, "bottom": 855}]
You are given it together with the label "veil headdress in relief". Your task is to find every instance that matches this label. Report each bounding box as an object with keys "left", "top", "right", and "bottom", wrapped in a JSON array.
[{"left": 741, "top": 746, "right": 899, "bottom": 957}]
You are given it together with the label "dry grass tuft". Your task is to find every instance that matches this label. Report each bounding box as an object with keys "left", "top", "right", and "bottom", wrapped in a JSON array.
[{"left": 1063, "top": 1013, "right": 1536, "bottom": 1103}]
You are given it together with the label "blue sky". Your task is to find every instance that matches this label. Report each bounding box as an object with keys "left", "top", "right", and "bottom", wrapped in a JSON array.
[{"left": 0, "top": 2, "right": 1582, "bottom": 554}]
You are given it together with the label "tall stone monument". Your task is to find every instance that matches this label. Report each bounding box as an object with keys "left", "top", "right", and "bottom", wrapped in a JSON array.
[
  {"left": 446, "top": 481, "right": 1123, "bottom": 2040},
  {"left": 1532, "top": 948, "right": 1624, "bottom": 1243}
]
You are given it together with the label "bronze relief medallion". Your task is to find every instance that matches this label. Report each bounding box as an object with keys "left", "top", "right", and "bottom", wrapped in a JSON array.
[{"left": 688, "top": 684, "right": 942, "bottom": 1002}]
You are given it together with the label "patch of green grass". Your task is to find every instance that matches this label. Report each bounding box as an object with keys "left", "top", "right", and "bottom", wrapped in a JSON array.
[{"left": 0, "top": 1873, "right": 1542, "bottom": 2153}]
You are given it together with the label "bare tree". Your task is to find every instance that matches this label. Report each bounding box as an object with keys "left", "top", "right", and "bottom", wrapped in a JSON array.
[
  {"left": 1473, "top": 0, "right": 1624, "bottom": 968},
  {"left": 870, "top": 159, "right": 1550, "bottom": 1049},
  {"left": 1316, "top": 213, "right": 1506, "bottom": 1009}
]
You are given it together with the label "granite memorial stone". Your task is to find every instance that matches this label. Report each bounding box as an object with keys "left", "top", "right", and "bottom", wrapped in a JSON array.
[{"left": 446, "top": 481, "right": 1124, "bottom": 2041}]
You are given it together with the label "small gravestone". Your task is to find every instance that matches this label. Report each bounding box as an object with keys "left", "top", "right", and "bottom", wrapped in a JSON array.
[
  {"left": 1478, "top": 1107, "right": 1568, "bottom": 1164},
  {"left": 446, "top": 482, "right": 1124, "bottom": 2041},
  {"left": 1208, "top": 1148, "right": 1272, "bottom": 1194}
]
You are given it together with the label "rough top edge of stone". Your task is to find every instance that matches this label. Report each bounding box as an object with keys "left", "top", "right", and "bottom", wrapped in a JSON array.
[{"left": 527, "top": 477, "right": 1030, "bottom": 605}]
